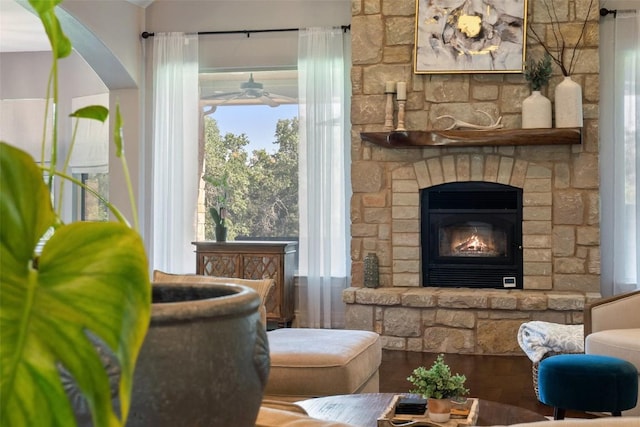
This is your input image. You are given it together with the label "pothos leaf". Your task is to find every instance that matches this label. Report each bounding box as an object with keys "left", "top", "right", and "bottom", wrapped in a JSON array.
[
  {"left": 29, "top": 0, "right": 72, "bottom": 59},
  {"left": 0, "top": 143, "right": 151, "bottom": 427},
  {"left": 70, "top": 105, "right": 109, "bottom": 122},
  {"left": 114, "top": 104, "right": 124, "bottom": 158}
]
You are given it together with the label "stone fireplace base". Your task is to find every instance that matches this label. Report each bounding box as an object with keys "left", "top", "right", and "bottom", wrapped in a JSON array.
[{"left": 343, "top": 287, "right": 601, "bottom": 355}]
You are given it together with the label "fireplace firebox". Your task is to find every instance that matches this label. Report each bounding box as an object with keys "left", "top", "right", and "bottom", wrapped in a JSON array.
[{"left": 421, "top": 182, "right": 523, "bottom": 289}]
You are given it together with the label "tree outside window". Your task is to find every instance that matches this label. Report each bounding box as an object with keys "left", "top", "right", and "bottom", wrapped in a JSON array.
[{"left": 199, "top": 110, "right": 299, "bottom": 242}]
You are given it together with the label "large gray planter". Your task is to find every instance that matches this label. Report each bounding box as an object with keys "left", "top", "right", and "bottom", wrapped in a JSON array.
[{"left": 127, "top": 282, "right": 270, "bottom": 426}]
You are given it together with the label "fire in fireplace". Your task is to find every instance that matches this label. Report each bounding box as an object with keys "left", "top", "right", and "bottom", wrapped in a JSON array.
[
  {"left": 442, "top": 224, "right": 506, "bottom": 257},
  {"left": 421, "top": 182, "right": 523, "bottom": 289}
]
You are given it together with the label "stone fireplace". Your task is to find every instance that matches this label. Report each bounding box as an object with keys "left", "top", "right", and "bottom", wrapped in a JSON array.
[
  {"left": 346, "top": 0, "right": 600, "bottom": 355},
  {"left": 346, "top": 149, "right": 601, "bottom": 354}
]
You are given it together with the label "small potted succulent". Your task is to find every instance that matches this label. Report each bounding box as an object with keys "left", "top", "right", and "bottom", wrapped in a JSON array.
[
  {"left": 204, "top": 174, "right": 229, "bottom": 242},
  {"left": 407, "top": 354, "right": 469, "bottom": 422}
]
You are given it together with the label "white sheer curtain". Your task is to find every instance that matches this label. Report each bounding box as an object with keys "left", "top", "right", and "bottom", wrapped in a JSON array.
[
  {"left": 298, "top": 27, "right": 351, "bottom": 328},
  {"left": 600, "top": 7, "right": 640, "bottom": 296},
  {"left": 151, "top": 33, "right": 199, "bottom": 273}
]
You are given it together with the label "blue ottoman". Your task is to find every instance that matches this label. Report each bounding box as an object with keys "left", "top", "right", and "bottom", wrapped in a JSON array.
[{"left": 538, "top": 354, "right": 638, "bottom": 419}]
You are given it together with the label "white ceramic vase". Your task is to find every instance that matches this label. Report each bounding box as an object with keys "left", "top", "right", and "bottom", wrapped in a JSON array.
[
  {"left": 522, "top": 91, "right": 552, "bottom": 129},
  {"left": 554, "top": 76, "right": 583, "bottom": 128}
]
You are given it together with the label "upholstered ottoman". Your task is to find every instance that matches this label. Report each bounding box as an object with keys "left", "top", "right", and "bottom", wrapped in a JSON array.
[
  {"left": 264, "top": 329, "right": 381, "bottom": 401},
  {"left": 538, "top": 354, "right": 639, "bottom": 419}
]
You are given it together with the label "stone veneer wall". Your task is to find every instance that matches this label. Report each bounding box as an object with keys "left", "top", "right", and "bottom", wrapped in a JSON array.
[{"left": 345, "top": 0, "right": 600, "bottom": 354}]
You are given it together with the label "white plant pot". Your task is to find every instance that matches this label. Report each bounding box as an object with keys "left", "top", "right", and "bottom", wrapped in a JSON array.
[
  {"left": 522, "top": 91, "right": 552, "bottom": 129},
  {"left": 554, "top": 76, "right": 583, "bottom": 128},
  {"left": 427, "top": 398, "right": 452, "bottom": 423}
]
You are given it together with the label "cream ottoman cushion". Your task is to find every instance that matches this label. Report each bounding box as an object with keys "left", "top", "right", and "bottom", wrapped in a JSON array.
[
  {"left": 265, "top": 329, "right": 381, "bottom": 399},
  {"left": 586, "top": 329, "right": 640, "bottom": 368}
]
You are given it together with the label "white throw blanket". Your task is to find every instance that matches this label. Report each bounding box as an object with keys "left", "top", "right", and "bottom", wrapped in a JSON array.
[{"left": 517, "top": 321, "right": 584, "bottom": 363}]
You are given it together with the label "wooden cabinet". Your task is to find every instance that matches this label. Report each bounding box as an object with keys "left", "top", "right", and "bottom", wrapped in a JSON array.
[{"left": 192, "top": 241, "right": 297, "bottom": 326}]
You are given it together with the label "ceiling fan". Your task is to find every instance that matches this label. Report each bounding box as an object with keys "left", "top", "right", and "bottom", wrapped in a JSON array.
[{"left": 202, "top": 73, "right": 297, "bottom": 107}]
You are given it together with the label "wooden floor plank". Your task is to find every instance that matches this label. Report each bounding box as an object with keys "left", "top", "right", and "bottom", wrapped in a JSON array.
[{"left": 379, "top": 350, "right": 596, "bottom": 419}]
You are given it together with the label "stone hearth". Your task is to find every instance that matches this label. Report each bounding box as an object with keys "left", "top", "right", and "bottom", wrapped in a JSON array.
[{"left": 344, "top": 287, "right": 599, "bottom": 354}]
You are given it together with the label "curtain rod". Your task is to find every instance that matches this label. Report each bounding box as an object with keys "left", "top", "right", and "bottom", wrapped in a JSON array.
[
  {"left": 141, "top": 25, "right": 350, "bottom": 39},
  {"left": 600, "top": 7, "right": 636, "bottom": 17}
]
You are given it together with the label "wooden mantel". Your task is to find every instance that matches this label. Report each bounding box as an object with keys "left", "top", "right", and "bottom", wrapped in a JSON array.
[{"left": 360, "top": 127, "right": 582, "bottom": 148}]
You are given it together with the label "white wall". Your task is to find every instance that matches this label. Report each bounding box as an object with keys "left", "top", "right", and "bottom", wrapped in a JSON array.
[
  {"left": 0, "top": 50, "right": 108, "bottom": 221},
  {"left": 57, "top": 1, "right": 146, "bottom": 227},
  {"left": 145, "top": 0, "right": 351, "bottom": 71},
  {"left": 61, "top": 0, "right": 144, "bottom": 89},
  {"left": 0, "top": 49, "right": 107, "bottom": 207}
]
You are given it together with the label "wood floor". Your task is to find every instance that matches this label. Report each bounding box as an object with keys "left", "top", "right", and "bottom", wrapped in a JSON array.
[{"left": 379, "top": 350, "right": 595, "bottom": 419}]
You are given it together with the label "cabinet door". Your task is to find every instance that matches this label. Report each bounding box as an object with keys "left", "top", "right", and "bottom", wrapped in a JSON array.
[
  {"left": 243, "top": 254, "right": 282, "bottom": 318},
  {"left": 242, "top": 254, "right": 280, "bottom": 280},
  {"left": 200, "top": 253, "right": 241, "bottom": 278}
]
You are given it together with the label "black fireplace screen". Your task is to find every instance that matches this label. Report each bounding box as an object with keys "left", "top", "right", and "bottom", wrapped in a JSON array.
[{"left": 421, "top": 182, "right": 523, "bottom": 289}]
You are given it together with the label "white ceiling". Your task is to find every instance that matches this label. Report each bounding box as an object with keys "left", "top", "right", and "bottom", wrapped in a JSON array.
[{"left": 0, "top": 0, "right": 155, "bottom": 53}]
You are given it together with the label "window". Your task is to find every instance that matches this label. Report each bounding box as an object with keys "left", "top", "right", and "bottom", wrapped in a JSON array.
[
  {"left": 73, "top": 172, "right": 109, "bottom": 221},
  {"left": 69, "top": 93, "right": 110, "bottom": 222},
  {"left": 197, "top": 70, "right": 299, "bottom": 242}
]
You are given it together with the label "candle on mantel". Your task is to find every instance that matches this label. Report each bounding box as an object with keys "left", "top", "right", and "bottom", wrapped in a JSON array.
[
  {"left": 396, "top": 82, "right": 407, "bottom": 100},
  {"left": 385, "top": 81, "right": 396, "bottom": 93}
]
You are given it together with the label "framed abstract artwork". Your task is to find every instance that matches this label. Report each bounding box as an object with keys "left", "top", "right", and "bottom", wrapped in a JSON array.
[{"left": 414, "top": 0, "right": 528, "bottom": 74}]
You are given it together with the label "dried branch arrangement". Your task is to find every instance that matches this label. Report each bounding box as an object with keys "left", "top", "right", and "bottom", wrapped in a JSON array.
[{"left": 528, "top": 0, "right": 596, "bottom": 76}]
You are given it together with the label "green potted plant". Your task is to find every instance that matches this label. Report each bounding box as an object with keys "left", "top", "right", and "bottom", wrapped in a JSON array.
[
  {"left": 204, "top": 174, "right": 229, "bottom": 242},
  {"left": 524, "top": 53, "right": 552, "bottom": 92},
  {"left": 407, "top": 354, "right": 469, "bottom": 422},
  {"left": 522, "top": 53, "right": 553, "bottom": 129},
  {"left": 0, "top": 1, "right": 150, "bottom": 426}
]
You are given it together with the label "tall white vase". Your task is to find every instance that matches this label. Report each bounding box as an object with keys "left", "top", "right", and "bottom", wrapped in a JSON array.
[
  {"left": 522, "top": 91, "right": 552, "bottom": 129},
  {"left": 554, "top": 76, "right": 583, "bottom": 128}
]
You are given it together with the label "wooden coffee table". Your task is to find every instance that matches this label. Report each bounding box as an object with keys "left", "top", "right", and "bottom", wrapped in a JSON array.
[{"left": 297, "top": 393, "right": 548, "bottom": 426}]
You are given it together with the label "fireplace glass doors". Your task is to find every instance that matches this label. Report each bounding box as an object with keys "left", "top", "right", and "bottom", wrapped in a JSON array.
[{"left": 421, "top": 182, "right": 523, "bottom": 289}]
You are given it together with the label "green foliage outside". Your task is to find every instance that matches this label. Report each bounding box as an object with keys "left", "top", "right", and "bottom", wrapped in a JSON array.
[
  {"left": 82, "top": 173, "right": 109, "bottom": 221},
  {"left": 202, "top": 114, "right": 299, "bottom": 241}
]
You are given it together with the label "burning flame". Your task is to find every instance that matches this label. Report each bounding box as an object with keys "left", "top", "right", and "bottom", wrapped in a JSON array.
[{"left": 454, "top": 233, "right": 492, "bottom": 253}]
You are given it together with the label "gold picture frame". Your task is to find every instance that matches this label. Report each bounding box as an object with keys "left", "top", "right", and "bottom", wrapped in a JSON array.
[{"left": 414, "top": 0, "right": 528, "bottom": 74}]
